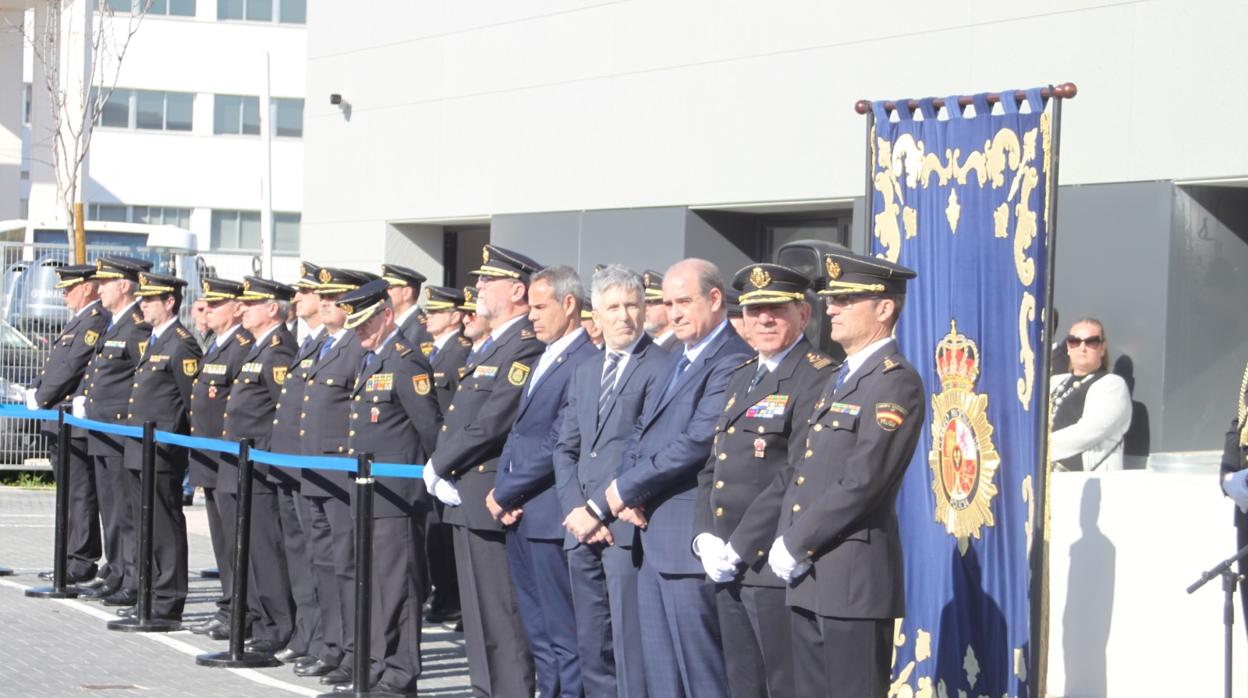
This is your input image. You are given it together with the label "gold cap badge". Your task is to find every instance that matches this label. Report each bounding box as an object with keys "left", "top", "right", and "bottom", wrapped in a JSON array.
[
  {"left": 826, "top": 258, "right": 842, "bottom": 280},
  {"left": 749, "top": 266, "right": 770, "bottom": 289},
  {"left": 319, "top": 268, "right": 332, "bottom": 283},
  {"left": 482, "top": 247, "right": 490, "bottom": 264}
]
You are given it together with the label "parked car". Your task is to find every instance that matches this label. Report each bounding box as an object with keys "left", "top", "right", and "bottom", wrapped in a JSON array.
[{"left": 0, "top": 319, "right": 47, "bottom": 462}]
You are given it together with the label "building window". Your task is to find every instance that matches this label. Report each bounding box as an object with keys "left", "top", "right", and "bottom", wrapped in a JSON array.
[
  {"left": 213, "top": 94, "right": 260, "bottom": 135},
  {"left": 147, "top": 0, "right": 196, "bottom": 16},
  {"left": 88, "top": 203, "right": 191, "bottom": 229},
  {"left": 19, "top": 199, "right": 28, "bottom": 219},
  {"left": 99, "top": 89, "right": 130, "bottom": 128},
  {"left": 219, "top": 0, "right": 303, "bottom": 23},
  {"left": 100, "top": 0, "right": 132, "bottom": 11},
  {"left": 273, "top": 98, "right": 303, "bottom": 138},
  {"left": 23, "top": 83, "right": 32, "bottom": 125},
  {"left": 212, "top": 209, "right": 300, "bottom": 252},
  {"left": 96, "top": 89, "right": 193, "bottom": 131}
]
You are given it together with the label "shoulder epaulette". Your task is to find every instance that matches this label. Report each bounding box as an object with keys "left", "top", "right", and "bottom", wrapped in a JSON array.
[
  {"left": 458, "top": 336, "right": 473, "bottom": 348},
  {"left": 176, "top": 326, "right": 191, "bottom": 340},
  {"left": 236, "top": 335, "right": 251, "bottom": 346},
  {"left": 90, "top": 307, "right": 100, "bottom": 316},
  {"left": 131, "top": 311, "right": 143, "bottom": 324},
  {"left": 806, "top": 351, "right": 834, "bottom": 370},
  {"left": 395, "top": 342, "right": 413, "bottom": 357},
  {"left": 882, "top": 354, "right": 903, "bottom": 373},
  {"left": 520, "top": 329, "right": 536, "bottom": 340},
  {"left": 270, "top": 334, "right": 281, "bottom": 347},
  {"left": 420, "top": 341, "right": 434, "bottom": 357}
]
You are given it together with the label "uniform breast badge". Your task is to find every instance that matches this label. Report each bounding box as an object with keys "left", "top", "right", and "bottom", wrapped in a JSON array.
[
  {"left": 929, "top": 320, "right": 1000, "bottom": 554},
  {"left": 370, "top": 406, "right": 380, "bottom": 423},
  {"left": 753, "top": 437, "right": 766, "bottom": 458}
]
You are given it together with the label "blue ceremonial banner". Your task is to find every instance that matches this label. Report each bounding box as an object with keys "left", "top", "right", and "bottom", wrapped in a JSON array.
[{"left": 868, "top": 89, "right": 1054, "bottom": 697}]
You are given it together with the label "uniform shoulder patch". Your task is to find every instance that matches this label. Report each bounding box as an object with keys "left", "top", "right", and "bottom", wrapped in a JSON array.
[
  {"left": 236, "top": 335, "right": 251, "bottom": 346},
  {"left": 131, "top": 311, "right": 143, "bottom": 324},
  {"left": 458, "top": 336, "right": 473, "bottom": 348},
  {"left": 508, "top": 361, "right": 531, "bottom": 386},
  {"left": 395, "top": 342, "right": 413, "bottom": 356},
  {"left": 457, "top": 366, "right": 468, "bottom": 380},
  {"left": 182, "top": 359, "right": 199, "bottom": 376},
  {"left": 84, "top": 330, "right": 99, "bottom": 346},
  {"left": 806, "top": 352, "right": 834, "bottom": 370},
  {"left": 520, "top": 329, "right": 536, "bottom": 340},
  {"left": 412, "top": 373, "right": 431, "bottom": 395},
  {"left": 419, "top": 341, "right": 434, "bottom": 357},
  {"left": 882, "top": 355, "right": 904, "bottom": 373},
  {"left": 90, "top": 307, "right": 100, "bottom": 316},
  {"left": 176, "top": 326, "right": 191, "bottom": 339},
  {"left": 270, "top": 334, "right": 282, "bottom": 347},
  {"left": 273, "top": 366, "right": 287, "bottom": 385},
  {"left": 875, "top": 402, "right": 908, "bottom": 431}
]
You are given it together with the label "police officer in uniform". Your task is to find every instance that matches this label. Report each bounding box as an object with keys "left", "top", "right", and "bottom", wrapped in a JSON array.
[
  {"left": 219, "top": 277, "right": 298, "bottom": 650},
  {"left": 693, "top": 263, "right": 835, "bottom": 698},
  {"left": 78, "top": 255, "right": 153, "bottom": 606},
  {"left": 767, "top": 251, "right": 924, "bottom": 698},
  {"left": 422, "top": 285, "right": 472, "bottom": 624},
  {"left": 29, "top": 264, "right": 109, "bottom": 586},
  {"left": 423, "top": 244, "right": 544, "bottom": 697},
  {"left": 642, "top": 270, "right": 679, "bottom": 352},
  {"left": 382, "top": 263, "right": 434, "bottom": 346},
  {"left": 186, "top": 277, "right": 252, "bottom": 638},
  {"left": 269, "top": 262, "right": 329, "bottom": 665},
  {"left": 296, "top": 267, "right": 373, "bottom": 683},
  {"left": 334, "top": 280, "right": 441, "bottom": 694},
  {"left": 118, "top": 272, "right": 201, "bottom": 621}
]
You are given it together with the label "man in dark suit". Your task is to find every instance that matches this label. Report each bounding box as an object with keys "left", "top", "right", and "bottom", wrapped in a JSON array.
[
  {"left": 295, "top": 267, "right": 372, "bottom": 683},
  {"left": 642, "top": 269, "right": 679, "bottom": 352},
  {"left": 219, "top": 277, "right": 299, "bottom": 650},
  {"left": 117, "top": 272, "right": 201, "bottom": 621},
  {"left": 768, "top": 251, "right": 924, "bottom": 698},
  {"left": 422, "top": 285, "right": 471, "bottom": 624},
  {"left": 29, "top": 264, "right": 109, "bottom": 586},
  {"left": 334, "top": 280, "right": 441, "bottom": 694},
  {"left": 424, "top": 244, "right": 544, "bottom": 697},
  {"left": 185, "top": 277, "right": 251, "bottom": 638},
  {"left": 489, "top": 265, "right": 598, "bottom": 698},
  {"left": 267, "top": 262, "right": 328, "bottom": 665},
  {"left": 603, "top": 258, "right": 751, "bottom": 698},
  {"left": 78, "top": 255, "right": 153, "bottom": 606},
  {"left": 383, "top": 263, "right": 433, "bottom": 346},
  {"left": 554, "top": 264, "right": 668, "bottom": 698},
  {"left": 693, "top": 263, "right": 836, "bottom": 698}
]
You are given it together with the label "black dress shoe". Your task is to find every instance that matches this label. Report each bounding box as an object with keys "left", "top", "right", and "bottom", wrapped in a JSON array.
[
  {"left": 188, "top": 618, "right": 224, "bottom": 635},
  {"left": 454, "top": 619, "right": 463, "bottom": 632},
  {"left": 77, "top": 584, "right": 116, "bottom": 599},
  {"left": 102, "top": 590, "right": 138, "bottom": 607},
  {"left": 73, "top": 576, "right": 107, "bottom": 590},
  {"left": 425, "top": 607, "right": 462, "bottom": 623},
  {"left": 319, "top": 668, "right": 352, "bottom": 685},
  {"left": 244, "top": 639, "right": 282, "bottom": 654},
  {"left": 115, "top": 605, "right": 136, "bottom": 618},
  {"left": 293, "top": 659, "right": 336, "bottom": 677},
  {"left": 274, "top": 648, "right": 309, "bottom": 663},
  {"left": 207, "top": 626, "right": 231, "bottom": 641}
]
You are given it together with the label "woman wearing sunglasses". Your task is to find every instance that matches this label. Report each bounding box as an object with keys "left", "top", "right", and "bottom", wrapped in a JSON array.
[{"left": 1048, "top": 318, "right": 1132, "bottom": 471}]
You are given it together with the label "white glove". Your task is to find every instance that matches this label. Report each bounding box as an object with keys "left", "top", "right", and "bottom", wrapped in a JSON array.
[
  {"left": 1225, "top": 471, "right": 1248, "bottom": 513},
  {"left": 434, "top": 478, "right": 461, "bottom": 507},
  {"left": 422, "top": 461, "right": 439, "bottom": 490},
  {"left": 694, "top": 534, "right": 742, "bottom": 583},
  {"left": 25, "top": 388, "right": 39, "bottom": 411},
  {"left": 71, "top": 395, "right": 86, "bottom": 419},
  {"left": 768, "top": 537, "right": 810, "bottom": 583}
]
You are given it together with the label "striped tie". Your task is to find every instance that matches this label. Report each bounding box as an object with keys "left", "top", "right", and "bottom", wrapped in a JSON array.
[
  {"left": 747, "top": 362, "right": 768, "bottom": 393},
  {"left": 598, "top": 351, "right": 623, "bottom": 423}
]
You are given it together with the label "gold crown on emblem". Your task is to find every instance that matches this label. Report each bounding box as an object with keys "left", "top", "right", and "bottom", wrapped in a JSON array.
[
  {"left": 341, "top": 303, "right": 354, "bottom": 315},
  {"left": 934, "top": 319, "right": 980, "bottom": 390},
  {"left": 139, "top": 273, "right": 150, "bottom": 286},
  {"left": 319, "top": 269, "right": 332, "bottom": 283},
  {"left": 482, "top": 247, "right": 490, "bottom": 264},
  {"left": 95, "top": 259, "right": 105, "bottom": 270},
  {"left": 826, "top": 258, "right": 842, "bottom": 280},
  {"left": 464, "top": 288, "right": 473, "bottom": 303},
  {"left": 243, "top": 279, "right": 251, "bottom": 291},
  {"left": 202, "top": 280, "right": 210, "bottom": 293},
  {"left": 749, "top": 266, "right": 770, "bottom": 289}
]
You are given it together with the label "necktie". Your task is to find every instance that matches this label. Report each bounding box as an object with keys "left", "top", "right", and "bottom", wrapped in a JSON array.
[
  {"left": 318, "top": 335, "right": 336, "bottom": 361},
  {"left": 299, "top": 334, "right": 314, "bottom": 355},
  {"left": 747, "top": 362, "right": 769, "bottom": 393},
  {"left": 661, "top": 355, "right": 691, "bottom": 403},
  {"left": 429, "top": 345, "right": 439, "bottom": 363},
  {"left": 834, "top": 364, "right": 849, "bottom": 392},
  {"left": 598, "top": 351, "right": 623, "bottom": 422},
  {"left": 362, "top": 351, "right": 376, "bottom": 373}
]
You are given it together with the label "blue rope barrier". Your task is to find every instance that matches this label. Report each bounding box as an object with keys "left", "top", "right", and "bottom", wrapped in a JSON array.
[{"left": 0, "top": 404, "right": 423, "bottom": 479}]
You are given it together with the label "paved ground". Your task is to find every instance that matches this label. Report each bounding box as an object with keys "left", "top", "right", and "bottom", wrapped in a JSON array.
[{"left": 0, "top": 485, "right": 471, "bottom": 697}]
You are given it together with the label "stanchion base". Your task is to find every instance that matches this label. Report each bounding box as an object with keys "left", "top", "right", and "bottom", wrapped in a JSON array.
[
  {"left": 196, "top": 650, "right": 282, "bottom": 668},
  {"left": 315, "top": 690, "right": 405, "bottom": 698},
  {"left": 25, "top": 585, "right": 79, "bottom": 599},
  {"left": 0, "top": 567, "right": 13, "bottom": 576},
  {"left": 106, "top": 617, "right": 182, "bottom": 633},
  {"left": 198, "top": 568, "right": 220, "bottom": 579}
]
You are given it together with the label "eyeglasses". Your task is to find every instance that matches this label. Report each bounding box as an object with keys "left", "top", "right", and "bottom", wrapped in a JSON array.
[
  {"left": 1065, "top": 335, "right": 1104, "bottom": 349},
  {"left": 827, "top": 294, "right": 880, "bottom": 308}
]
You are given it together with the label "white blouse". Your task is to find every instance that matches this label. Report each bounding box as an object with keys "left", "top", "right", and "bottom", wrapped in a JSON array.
[{"left": 1049, "top": 372, "right": 1132, "bottom": 471}]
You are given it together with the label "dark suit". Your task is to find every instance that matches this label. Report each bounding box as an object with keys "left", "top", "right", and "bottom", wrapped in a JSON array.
[
  {"left": 775, "top": 340, "right": 924, "bottom": 698},
  {"left": 220, "top": 325, "right": 297, "bottom": 644},
  {"left": 695, "top": 338, "right": 835, "bottom": 698},
  {"left": 32, "top": 300, "right": 109, "bottom": 580},
  {"left": 553, "top": 333, "right": 668, "bottom": 698},
  {"left": 431, "top": 316, "right": 542, "bottom": 697},
  {"left": 1221, "top": 360, "right": 1248, "bottom": 641},
  {"left": 270, "top": 327, "right": 326, "bottom": 658},
  {"left": 426, "top": 330, "right": 472, "bottom": 616},
  {"left": 121, "top": 321, "right": 201, "bottom": 619},
  {"left": 399, "top": 309, "right": 434, "bottom": 347},
  {"left": 81, "top": 301, "right": 151, "bottom": 594},
  {"left": 493, "top": 330, "right": 597, "bottom": 698},
  {"left": 189, "top": 328, "right": 253, "bottom": 625},
  {"left": 613, "top": 322, "right": 751, "bottom": 698},
  {"left": 347, "top": 333, "right": 441, "bottom": 691},
  {"left": 299, "top": 330, "right": 366, "bottom": 666}
]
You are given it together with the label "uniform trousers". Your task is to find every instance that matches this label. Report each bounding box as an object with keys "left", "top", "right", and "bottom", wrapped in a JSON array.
[
  {"left": 366, "top": 514, "right": 427, "bottom": 692},
  {"left": 203, "top": 487, "right": 234, "bottom": 624},
  {"left": 452, "top": 526, "right": 535, "bottom": 698},
  {"left": 93, "top": 454, "right": 135, "bottom": 593},
  {"left": 121, "top": 463, "right": 188, "bottom": 619},
  {"left": 324, "top": 495, "right": 356, "bottom": 668},
  {"left": 425, "top": 513, "right": 460, "bottom": 614},
  {"left": 716, "top": 582, "right": 795, "bottom": 698},
  {"left": 507, "top": 534, "right": 581, "bottom": 698},
  {"left": 50, "top": 434, "right": 101, "bottom": 580},
  {"left": 791, "top": 608, "right": 891, "bottom": 698},
  {"left": 302, "top": 494, "right": 349, "bottom": 665},
  {"left": 636, "top": 562, "right": 729, "bottom": 698},
  {"left": 276, "top": 481, "right": 322, "bottom": 656},
  {"left": 217, "top": 483, "right": 293, "bottom": 641}
]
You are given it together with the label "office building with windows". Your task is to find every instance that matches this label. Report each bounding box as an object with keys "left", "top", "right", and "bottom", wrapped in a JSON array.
[{"left": 1, "top": 0, "right": 306, "bottom": 276}]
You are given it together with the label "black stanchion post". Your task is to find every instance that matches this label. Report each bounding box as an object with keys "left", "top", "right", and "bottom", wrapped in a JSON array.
[
  {"left": 317, "top": 454, "right": 400, "bottom": 698},
  {"left": 197, "top": 439, "right": 280, "bottom": 667},
  {"left": 109, "top": 421, "right": 179, "bottom": 632},
  {"left": 27, "top": 408, "right": 78, "bottom": 599}
]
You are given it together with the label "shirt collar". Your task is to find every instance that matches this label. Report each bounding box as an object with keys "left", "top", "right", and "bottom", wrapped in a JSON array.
[
  {"left": 434, "top": 329, "right": 459, "bottom": 351},
  {"left": 683, "top": 319, "right": 728, "bottom": 365},
  {"left": 215, "top": 324, "right": 241, "bottom": 346},
  {"left": 489, "top": 313, "right": 526, "bottom": 342},
  {"left": 544, "top": 327, "right": 584, "bottom": 356},
  {"left": 75, "top": 299, "right": 102, "bottom": 319},
  {"left": 251, "top": 323, "right": 281, "bottom": 348},
  {"left": 150, "top": 317, "right": 177, "bottom": 340},
  {"left": 375, "top": 329, "right": 401, "bottom": 353},
  {"left": 396, "top": 305, "right": 420, "bottom": 329},
  {"left": 759, "top": 336, "right": 802, "bottom": 373},
  {"left": 844, "top": 336, "right": 894, "bottom": 380}
]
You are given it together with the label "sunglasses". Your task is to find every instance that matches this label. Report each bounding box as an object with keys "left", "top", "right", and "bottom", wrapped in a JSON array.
[
  {"left": 827, "top": 293, "right": 881, "bottom": 308},
  {"left": 1065, "top": 335, "right": 1104, "bottom": 349}
]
